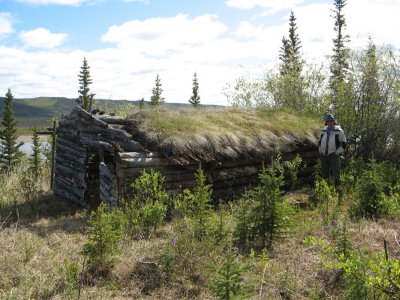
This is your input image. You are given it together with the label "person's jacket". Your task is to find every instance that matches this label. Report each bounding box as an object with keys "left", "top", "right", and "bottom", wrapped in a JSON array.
[{"left": 318, "top": 125, "right": 347, "bottom": 156}]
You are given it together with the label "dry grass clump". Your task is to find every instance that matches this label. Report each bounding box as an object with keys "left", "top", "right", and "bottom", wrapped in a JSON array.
[{"left": 126, "top": 107, "right": 320, "bottom": 163}]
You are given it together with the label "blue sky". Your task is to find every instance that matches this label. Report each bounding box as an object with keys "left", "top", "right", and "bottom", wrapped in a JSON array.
[{"left": 1, "top": 0, "right": 399, "bottom": 106}]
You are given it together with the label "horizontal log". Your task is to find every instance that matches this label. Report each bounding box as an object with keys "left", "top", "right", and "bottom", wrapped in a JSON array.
[
  {"left": 80, "top": 138, "right": 114, "bottom": 152},
  {"left": 97, "top": 115, "right": 139, "bottom": 126},
  {"left": 209, "top": 166, "right": 259, "bottom": 183},
  {"left": 59, "top": 119, "right": 77, "bottom": 128}
]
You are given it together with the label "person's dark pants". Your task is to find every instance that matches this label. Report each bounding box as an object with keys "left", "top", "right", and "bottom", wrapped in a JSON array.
[{"left": 320, "top": 153, "right": 340, "bottom": 186}]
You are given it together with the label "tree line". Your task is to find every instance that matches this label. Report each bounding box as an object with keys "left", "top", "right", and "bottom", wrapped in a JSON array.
[{"left": 224, "top": 0, "right": 400, "bottom": 164}]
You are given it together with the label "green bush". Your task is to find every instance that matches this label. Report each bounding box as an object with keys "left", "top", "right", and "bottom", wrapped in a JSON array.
[
  {"left": 350, "top": 169, "right": 388, "bottom": 219},
  {"left": 122, "top": 169, "right": 169, "bottom": 237}
]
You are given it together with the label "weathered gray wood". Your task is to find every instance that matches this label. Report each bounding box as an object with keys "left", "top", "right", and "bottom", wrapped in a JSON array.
[
  {"left": 80, "top": 138, "right": 114, "bottom": 152},
  {"left": 53, "top": 179, "right": 86, "bottom": 206},
  {"left": 57, "top": 127, "right": 79, "bottom": 137},
  {"left": 57, "top": 135, "right": 85, "bottom": 150},
  {"left": 79, "top": 131, "right": 146, "bottom": 152},
  {"left": 53, "top": 185, "right": 83, "bottom": 205},
  {"left": 59, "top": 119, "right": 77, "bottom": 128},
  {"left": 56, "top": 149, "right": 86, "bottom": 165},
  {"left": 54, "top": 169, "right": 87, "bottom": 188},
  {"left": 76, "top": 107, "right": 108, "bottom": 128},
  {"left": 54, "top": 163, "right": 86, "bottom": 181},
  {"left": 97, "top": 115, "right": 139, "bottom": 126},
  {"left": 99, "top": 163, "right": 119, "bottom": 206},
  {"left": 56, "top": 143, "right": 86, "bottom": 159},
  {"left": 77, "top": 124, "right": 109, "bottom": 133},
  {"left": 209, "top": 166, "right": 259, "bottom": 183}
]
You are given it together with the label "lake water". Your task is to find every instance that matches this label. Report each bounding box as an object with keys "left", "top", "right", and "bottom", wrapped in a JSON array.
[{"left": 20, "top": 141, "right": 50, "bottom": 155}]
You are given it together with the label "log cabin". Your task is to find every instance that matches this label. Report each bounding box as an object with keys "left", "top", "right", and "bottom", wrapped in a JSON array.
[{"left": 53, "top": 106, "right": 320, "bottom": 207}]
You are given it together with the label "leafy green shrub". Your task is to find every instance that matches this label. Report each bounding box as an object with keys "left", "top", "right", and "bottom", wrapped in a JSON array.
[
  {"left": 83, "top": 203, "right": 126, "bottom": 273},
  {"left": 283, "top": 154, "right": 302, "bottom": 189},
  {"left": 122, "top": 169, "right": 169, "bottom": 237},
  {"left": 233, "top": 159, "right": 294, "bottom": 250},
  {"left": 313, "top": 177, "right": 339, "bottom": 226}
]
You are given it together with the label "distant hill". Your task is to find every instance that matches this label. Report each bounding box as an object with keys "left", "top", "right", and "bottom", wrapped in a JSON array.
[{"left": 0, "top": 97, "right": 221, "bottom": 128}]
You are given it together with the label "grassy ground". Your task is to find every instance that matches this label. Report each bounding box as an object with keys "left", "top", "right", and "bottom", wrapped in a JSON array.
[{"left": 1, "top": 160, "right": 399, "bottom": 299}]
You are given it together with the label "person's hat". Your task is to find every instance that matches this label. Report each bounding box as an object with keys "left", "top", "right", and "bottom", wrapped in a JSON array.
[{"left": 325, "top": 113, "right": 335, "bottom": 121}]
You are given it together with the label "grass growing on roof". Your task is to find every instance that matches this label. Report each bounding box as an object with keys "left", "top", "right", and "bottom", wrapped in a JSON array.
[{"left": 130, "top": 107, "right": 320, "bottom": 139}]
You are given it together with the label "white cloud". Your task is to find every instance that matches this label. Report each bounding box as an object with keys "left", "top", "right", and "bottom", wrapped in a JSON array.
[
  {"left": 0, "top": 12, "right": 14, "bottom": 40},
  {"left": 1, "top": 1, "right": 400, "bottom": 106},
  {"left": 19, "top": 28, "right": 68, "bottom": 48},
  {"left": 102, "top": 13, "right": 228, "bottom": 54},
  {"left": 226, "top": 0, "right": 304, "bottom": 14}
]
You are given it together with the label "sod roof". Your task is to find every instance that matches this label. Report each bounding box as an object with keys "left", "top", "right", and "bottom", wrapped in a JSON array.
[{"left": 125, "top": 107, "right": 321, "bottom": 165}]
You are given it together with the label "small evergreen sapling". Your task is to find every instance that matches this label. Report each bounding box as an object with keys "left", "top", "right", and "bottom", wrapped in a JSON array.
[
  {"left": 210, "top": 250, "right": 252, "bottom": 300},
  {"left": 83, "top": 203, "right": 126, "bottom": 273},
  {"left": 234, "top": 158, "right": 293, "bottom": 250},
  {"left": 0, "top": 89, "right": 23, "bottom": 171},
  {"left": 189, "top": 72, "right": 201, "bottom": 107},
  {"left": 30, "top": 128, "right": 42, "bottom": 178}
]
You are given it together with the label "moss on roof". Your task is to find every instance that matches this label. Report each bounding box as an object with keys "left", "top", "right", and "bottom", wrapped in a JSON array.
[{"left": 125, "top": 107, "right": 320, "bottom": 164}]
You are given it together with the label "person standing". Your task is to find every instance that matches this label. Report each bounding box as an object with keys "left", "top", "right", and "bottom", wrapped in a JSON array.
[{"left": 318, "top": 113, "right": 347, "bottom": 187}]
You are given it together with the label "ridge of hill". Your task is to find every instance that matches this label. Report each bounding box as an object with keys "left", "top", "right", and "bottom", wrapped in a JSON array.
[{"left": 0, "top": 97, "right": 221, "bottom": 128}]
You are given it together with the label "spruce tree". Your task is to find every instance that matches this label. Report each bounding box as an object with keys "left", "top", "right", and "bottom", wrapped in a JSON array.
[
  {"left": 139, "top": 97, "right": 145, "bottom": 110},
  {"left": 189, "top": 72, "right": 201, "bottom": 107},
  {"left": 30, "top": 128, "right": 42, "bottom": 178},
  {"left": 150, "top": 74, "right": 165, "bottom": 107},
  {"left": 0, "top": 89, "right": 23, "bottom": 171},
  {"left": 77, "top": 57, "right": 93, "bottom": 111},
  {"left": 279, "top": 11, "right": 302, "bottom": 76},
  {"left": 329, "top": 0, "right": 350, "bottom": 105}
]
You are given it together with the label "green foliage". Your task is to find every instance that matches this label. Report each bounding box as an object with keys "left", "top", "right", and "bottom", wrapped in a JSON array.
[
  {"left": 83, "top": 203, "right": 126, "bottom": 272},
  {"left": 233, "top": 158, "right": 294, "bottom": 250},
  {"left": 313, "top": 177, "right": 339, "bottom": 225},
  {"left": 122, "top": 169, "right": 169, "bottom": 237},
  {"left": 77, "top": 57, "right": 93, "bottom": 111},
  {"left": 64, "top": 258, "right": 80, "bottom": 291},
  {"left": 0, "top": 89, "right": 23, "bottom": 171},
  {"left": 279, "top": 11, "right": 303, "bottom": 77},
  {"left": 283, "top": 154, "right": 302, "bottom": 189},
  {"left": 350, "top": 168, "right": 388, "bottom": 219},
  {"left": 29, "top": 128, "right": 42, "bottom": 178},
  {"left": 189, "top": 72, "right": 201, "bottom": 107},
  {"left": 209, "top": 250, "right": 252, "bottom": 300},
  {"left": 329, "top": 0, "right": 350, "bottom": 102},
  {"left": 150, "top": 74, "right": 165, "bottom": 107},
  {"left": 139, "top": 97, "right": 145, "bottom": 110}
]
